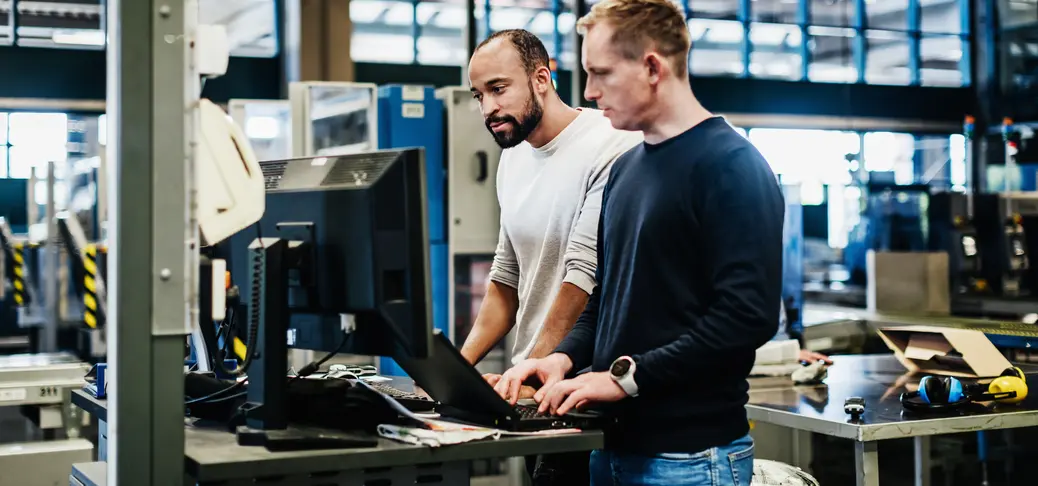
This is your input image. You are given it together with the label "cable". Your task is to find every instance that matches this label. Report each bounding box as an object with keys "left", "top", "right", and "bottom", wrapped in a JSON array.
[
  {"left": 215, "top": 223, "right": 264, "bottom": 377},
  {"left": 185, "top": 379, "right": 245, "bottom": 405},
  {"left": 293, "top": 330, "right": 350, "bottom": 380}
]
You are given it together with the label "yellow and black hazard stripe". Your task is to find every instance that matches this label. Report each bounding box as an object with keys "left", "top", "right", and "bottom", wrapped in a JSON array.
[
  {"left": 83, "top": 244, "right": 100, "bottom": 328},
  {"left": 11, "top": 243, "right": 28, "bottom": 307}
]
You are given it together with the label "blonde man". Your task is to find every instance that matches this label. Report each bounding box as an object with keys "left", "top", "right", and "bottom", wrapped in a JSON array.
[{"left": 493, "top": 0, "right": 785, "bottom": 483}]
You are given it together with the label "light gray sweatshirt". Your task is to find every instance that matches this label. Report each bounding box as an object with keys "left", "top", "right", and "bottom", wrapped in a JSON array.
[{"left": 488, "top": 109, "right": 643, "bottom": 364}]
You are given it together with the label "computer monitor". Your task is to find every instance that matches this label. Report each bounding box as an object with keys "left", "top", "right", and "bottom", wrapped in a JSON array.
[{"left": 225, "top": 147, "right": 433, "bottom": 360}]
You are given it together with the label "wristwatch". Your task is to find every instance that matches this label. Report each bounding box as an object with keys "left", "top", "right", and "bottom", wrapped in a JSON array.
[{"left": 609, "top": 356, "right": 639, "bottom": 397}]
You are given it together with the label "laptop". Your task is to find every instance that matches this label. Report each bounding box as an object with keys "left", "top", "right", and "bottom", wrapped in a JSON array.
[{"left": 395, "top": 329, "right": 610, "bottom": 432}]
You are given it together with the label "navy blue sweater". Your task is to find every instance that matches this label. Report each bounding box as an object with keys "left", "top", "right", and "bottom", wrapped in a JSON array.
[{"left": 554, "top": 117, "right": 783, "bottom": 453}]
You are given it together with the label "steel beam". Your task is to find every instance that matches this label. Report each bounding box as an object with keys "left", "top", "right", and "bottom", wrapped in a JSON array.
[{"left": 106, "top": 0, "right": 195, "bottom": 484}]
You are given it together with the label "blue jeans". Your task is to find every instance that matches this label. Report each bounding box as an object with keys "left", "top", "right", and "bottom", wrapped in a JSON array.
[{"left": 589, "top": 434, "right": 754, "bottom": 486}]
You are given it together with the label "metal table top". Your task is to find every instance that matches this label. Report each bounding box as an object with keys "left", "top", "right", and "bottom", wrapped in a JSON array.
[
  {"left": 0, "top": 351, "right": 85, "bottom": 369},
  {"left": 747, "top": 354, "right": 1038, "bottom": 442},
  {"left": 72, "top": 390, "right": 604, "bottom": 481},
  {"left": 184, "top": 420, "right": 602, "bottom": 481}
]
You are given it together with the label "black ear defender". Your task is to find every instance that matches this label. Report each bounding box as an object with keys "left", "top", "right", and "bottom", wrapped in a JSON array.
[{"left": 901, "top": 367, "right": 1029, "bottom": 412}]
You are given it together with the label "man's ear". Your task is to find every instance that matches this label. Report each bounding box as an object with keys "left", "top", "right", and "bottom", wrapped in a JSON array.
[
  {"left": 533, "top": 66, "right": 554, "bottom": 94},
  {"left": 645, "top": 53, "right": 663, "bottom": 85}
]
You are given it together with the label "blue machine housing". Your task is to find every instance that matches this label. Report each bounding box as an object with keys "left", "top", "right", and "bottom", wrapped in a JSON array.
[
  {"left": 377, "top": 85, "right": 448, "bottom": 376},
  {"left": 781, "top": 184, "right": 804, "bottom": 339}
]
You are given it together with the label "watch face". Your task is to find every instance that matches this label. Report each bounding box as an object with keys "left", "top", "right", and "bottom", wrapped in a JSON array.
[{"left": 611, "top": 358, "right": 631, "bottom": 377}]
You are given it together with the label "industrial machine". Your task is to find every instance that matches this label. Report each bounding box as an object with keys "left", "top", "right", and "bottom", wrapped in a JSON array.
[
  {"left": 843, "top": 179, "right": 931, "bottom": 287},
  {"left": 289, "top": 82, "right": 379, "bottom": 157},
  {"left": 781, "top": 183, "right": 804, "bottom": 340},
  {"left": 228, "top": 99, "right": 292, "bottom": 162}
]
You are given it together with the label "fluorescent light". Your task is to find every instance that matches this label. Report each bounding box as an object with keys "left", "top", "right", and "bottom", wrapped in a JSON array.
[{"left": 52, "top": 30, "right": 105, "bottom": 47}]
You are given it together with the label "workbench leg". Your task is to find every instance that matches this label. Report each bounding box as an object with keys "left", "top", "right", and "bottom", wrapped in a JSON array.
[
  {"left": 62, "top": 390, "right": 83, "bottom": 439},
  {"left": 793, "top": 429, "right": 813, "bottom": 474},
  {"left": 914, "top": 436, "right": 931, "bottom": 486},
  {"left": 855, "top": 441, "right": 879, "bottom": 486}
]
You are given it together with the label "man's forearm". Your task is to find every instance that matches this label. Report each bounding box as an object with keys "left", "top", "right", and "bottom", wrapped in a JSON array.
[
  {"left": 460, "top": 280, "right": 520, "bottom": 365},
  {"left": 528, "top": 282, "right": 590, "bottom": 359}
]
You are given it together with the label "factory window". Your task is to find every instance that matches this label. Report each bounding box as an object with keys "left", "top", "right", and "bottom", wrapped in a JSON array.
[
  {"left": 808, "top": 26, "right": 858, "bottom": 83},
  {"left": 0, "top": 114, "right": 7, "bottom": 178},
  {"left": 346, "top": 0, "right": 969, "bottom": 87},
  {"left": 3, "top": 0, "right": 277, "bottom": 56},
  {"left": 689, "top": 19, "right": 745, "bottom": 77},
  {"left": 863, "top": 131, "right": 915, "bottom": 183},
  {"left": 351, "top": 0, "right": 574, "bottom": 68},
  {"left": 6, "top": 113, "right": 68, "bottom": 180},
  {"left": 679, "top": 0, "right": 970, "bottom": 86}
]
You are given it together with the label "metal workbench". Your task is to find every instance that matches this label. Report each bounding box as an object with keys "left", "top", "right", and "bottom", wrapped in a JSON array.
[
  {"left": 72, "top": 389, "right": 604, "bottom": 485},
  {"left": 0, "top": 352, "right": 90, "bottom": 435},
  {"left": 747, "top": 354, "right": 1038, "bottom": 486}
]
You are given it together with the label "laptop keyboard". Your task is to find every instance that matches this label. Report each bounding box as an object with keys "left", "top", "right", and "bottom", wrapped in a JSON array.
[
  {"left": 368, "top": 382, "right": 433, "bottom": 402},
  {"left": 515, "top": 404, "right": 550, "bottom": 419}
]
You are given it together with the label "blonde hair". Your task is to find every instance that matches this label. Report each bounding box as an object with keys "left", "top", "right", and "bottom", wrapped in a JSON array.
[{"left": 576, "top": 0, "right": 690, "bottom": 74}]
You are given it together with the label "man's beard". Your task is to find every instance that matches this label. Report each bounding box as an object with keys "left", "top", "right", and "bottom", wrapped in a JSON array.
[{"left": 485, "top": 93, "right": 544, "bottom": 149}]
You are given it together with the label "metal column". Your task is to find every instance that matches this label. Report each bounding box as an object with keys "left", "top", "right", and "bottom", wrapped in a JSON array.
[
  {"left": 106, "top": 0, "right": 196, "bottom": 483},
  {"left": 570, "top": 0, "right": 588, "bottom": 107}
]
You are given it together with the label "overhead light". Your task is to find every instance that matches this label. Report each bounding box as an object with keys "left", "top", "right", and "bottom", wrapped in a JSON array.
[{"left": 52, "top": 30, "right": 105, "bottom": 47}]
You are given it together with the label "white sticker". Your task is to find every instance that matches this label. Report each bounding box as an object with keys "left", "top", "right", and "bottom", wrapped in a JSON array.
[
  {"left": 402, "top": 86, "right": 425, "bottom": 101},
  {"left": 402, "top": 103, "right": 425, "bottom": 119},
  {"left": 0, "top": 388, "right": 27, "bottom": 402}
]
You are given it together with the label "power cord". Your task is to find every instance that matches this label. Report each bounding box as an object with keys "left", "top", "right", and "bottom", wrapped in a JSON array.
[{"left": 293, "top": 330, "right": 351, "bottom": 380}]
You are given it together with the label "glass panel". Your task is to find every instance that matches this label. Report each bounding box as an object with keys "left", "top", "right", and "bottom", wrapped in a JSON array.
[
  {"left": 914, "top": 135, "right": 957, "bottom": 186},
  {"left": 808, "top": 26, "right": 858, "bottom": 83},
  {"left": 352, "top": 33, "right": 416, "bottom": 64},
  {"left": 921, "top": 0, "right": 963, "bottom": 34},
  {"left": 490, "top": 7, "right": 537, "bottom": 31},
  {"left": 1001, "top": 31, "right": 1038, "bottom": 101},
  {"left": 950, "top": 134, "right": 966, "bottom": 189},
  {"left": 9, "top": 113, "right": 68, "bottom": 147},
  {"left": 558, "top": 13, "right": 577, "bottom": 70},
  {"left": 9, "top": 145, "right": 67, "bottom": 179},
  {"left": 865, "top": 30, "right": 911, "bottom": 85},
  {"left": 689, "top": 19, "right": 744, "bottom": 76},
  {"left": 417, "top": 2, "right": 468, "bottom": 66},
  {"left": 0, "top": 113, "right": 7, "bottom": 145},
  {"left": 811, "top": 0, "right": 855, "bottom": 27},
  {"left": 689, "top": 0, "right": 738, "bottom": 21},
  {"left": 866, "top": 0, "right": 909, "bottom": 31},
  {"left": 750, "top": 0, "right": 797, "bottom": 24},
  {"left": 920, "top": 35, "right": 964, "bottom": 87},
  {"left": 747, "top": 128, "right": 858, "bottom": 185},
  {"left": 0, "top": 147, "right": 7, "bottom": 179},
  {"left": 997, "top": 0, "right": 1038, "bottom": 30},
  {"left": 863, "top": 131, "right": 914, "bottom": 175},
  {"left": 98, "top": 114, "right": 107, "bottom": 147},
  {"left": 749, "top": 23, "right": 802, "bottom": 80},
  {"left": 351, "top": 0, "right": 416, "bottom": 64},
  {"left": 202, "top": 0, "right": 277, "bottom": 57}
]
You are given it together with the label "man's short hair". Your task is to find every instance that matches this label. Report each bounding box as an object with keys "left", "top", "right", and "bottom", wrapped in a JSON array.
[
  {"left": 475, "top": 29, "right": 552, "bottom": 77},
  {"left": 576, "top": 0, "right": 690, "bottom": 74}
]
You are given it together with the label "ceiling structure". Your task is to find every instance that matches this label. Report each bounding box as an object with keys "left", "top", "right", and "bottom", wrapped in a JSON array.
[{"left": 0, "top": 0, "right": 974, "bottom": 87}]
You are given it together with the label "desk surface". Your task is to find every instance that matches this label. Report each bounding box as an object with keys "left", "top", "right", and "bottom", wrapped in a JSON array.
[
  {"left": 71, "top": 389, "right": 604, "bottom": 481},
  {"left": 747, "top": 354, "right": 1038, "bottom": 441}
]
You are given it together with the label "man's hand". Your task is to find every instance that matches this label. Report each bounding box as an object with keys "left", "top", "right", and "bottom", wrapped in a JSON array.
[
  {"left": 483, "top": 373, "right": 538, "bottom": 399},
  {"left": 495, "top": 354, "right": 573, "bottom": 405},
  {"left": 537, "top": 371, "right": 626, "bottom": 416},
  {"left": 799, "top": 349, "right": 832, "bottom": 364}
]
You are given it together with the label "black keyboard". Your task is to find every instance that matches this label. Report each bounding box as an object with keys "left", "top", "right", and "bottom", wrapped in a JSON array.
[
  {"left": 368, "top": 381, "right": 436, "bottom": 412},
  {"left": 515, "top": 404, "right": 549, "bottom": 419}
]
